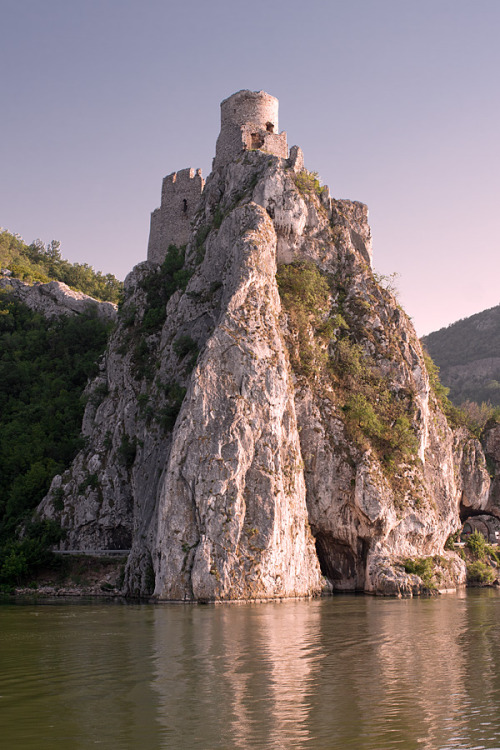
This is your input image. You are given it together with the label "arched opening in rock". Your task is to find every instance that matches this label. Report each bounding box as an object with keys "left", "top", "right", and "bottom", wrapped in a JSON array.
[
  {"left": 460, "top": 509, "right": 500, "bottom": 543},
  {"left": 460, "top": 505, "right": 496, "bottom": 522},
  {"left": 314, "top": 532, "right": 368, "bottom": 590}
]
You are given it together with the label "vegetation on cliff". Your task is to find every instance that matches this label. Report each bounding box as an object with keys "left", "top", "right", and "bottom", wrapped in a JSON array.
[
  {"left": 460, "top": 530, "right": 498, "bottom": 585},
  {"left": 277, "top": 261, "right": 419, "bottom": 473},
  {"left": 118, "top": 243, "right": 194, "bottom": 384},
  {"left": 0, "top": 290, "right": 113, "bottom": 588},
  {"left": 0, "top": 230, "right": 123, "bottom": 303},
  {"left": 399, "top": 531, "right": 500, "bottom": 592}
]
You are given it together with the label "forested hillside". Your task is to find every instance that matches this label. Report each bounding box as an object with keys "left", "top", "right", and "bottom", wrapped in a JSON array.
[
  {"left": 422, "top": 304, "right": 500, "bottom": 407},
  {"left": 0, "top": 230, "right": 123, "bottom": 303},
  {"left": 0, "top": 230, "right": 119, "bottom": 587}
]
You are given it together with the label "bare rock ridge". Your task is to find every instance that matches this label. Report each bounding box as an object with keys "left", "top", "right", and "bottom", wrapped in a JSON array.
[
  {"left": 38, "top": 89, "right": 499, "bottom": 599},
  {"left": 0, "top": 276, "right": 117, "bottom": 321}
]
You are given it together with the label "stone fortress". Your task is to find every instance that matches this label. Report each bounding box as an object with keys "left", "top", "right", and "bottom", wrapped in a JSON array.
[
  {"left": 147, "top": 168, "right": 205, "bottom": 265},
  {"left": 39, "top": 87, "right": 499, "bottom": 601},
  {"left": 147, "top": 90, "right": 301, "bottom": 265}
]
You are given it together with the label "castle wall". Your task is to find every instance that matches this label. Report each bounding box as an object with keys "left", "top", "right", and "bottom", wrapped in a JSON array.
[
  {"left": 147, "top": 168, "right": 204, "bottom": 264},
  {"left": 240, "top": 128, "right": 288, "bottom": 160},
  {"left": 214, "top": 90, "right": 288, "bottom": 169}
]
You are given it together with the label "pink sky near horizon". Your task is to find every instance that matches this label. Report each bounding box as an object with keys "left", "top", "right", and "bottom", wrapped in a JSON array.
[{"left": 1, "top": 0, "right": 499, "bottom": 336}]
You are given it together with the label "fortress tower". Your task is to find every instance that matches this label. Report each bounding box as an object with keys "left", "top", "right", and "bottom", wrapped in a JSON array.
[
  {"left": 213, "top": 90, "right": 289, "bottom": 170},
  {"left": 147, "top": 90, "right": 290, "bottom": 264},
  {"left": 147, "top": 168, "right": 204, "bottom": 264}
]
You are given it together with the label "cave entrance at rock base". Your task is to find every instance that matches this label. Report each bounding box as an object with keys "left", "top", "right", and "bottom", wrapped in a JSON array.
[{"left": 314, "top": 532, "right": 369, "bottom": 591}]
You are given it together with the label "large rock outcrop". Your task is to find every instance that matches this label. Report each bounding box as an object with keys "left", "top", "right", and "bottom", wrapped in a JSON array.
[
  {"left": 38, "top": 91, "right": 495, "bottom": 599},
  {"left": 481, "top": 421, "right": 500, "bottom": 517},
  {"left": 0, "top": 277, "right": 117, "bottom": 321}
]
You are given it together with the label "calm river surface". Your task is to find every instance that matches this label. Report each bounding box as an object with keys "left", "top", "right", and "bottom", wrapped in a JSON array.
[{"left": 2, "top": 591, "right": 500, "bottom": 749}]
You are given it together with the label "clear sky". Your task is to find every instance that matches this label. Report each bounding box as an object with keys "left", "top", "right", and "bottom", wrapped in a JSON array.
[{"left": 1, "top": 0, "right": 499, "bottom": 335}]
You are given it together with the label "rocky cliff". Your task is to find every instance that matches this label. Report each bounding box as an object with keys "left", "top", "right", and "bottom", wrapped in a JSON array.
[
  {"left": 0, "top": 276, "right": 117, "bottom": 321},
  {"left": 38, "top": 92, "right": 497, "bottom": 599}
]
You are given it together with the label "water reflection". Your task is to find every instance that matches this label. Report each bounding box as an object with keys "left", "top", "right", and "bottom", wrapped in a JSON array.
[
  {"left": 2, "top": 592, "right": 500, "bottom": 749},
  {"left": 151, "top": 601, "right": 321, "bottom": 748},
  {"left": 338, "top": 595, "right": 471, "bottom": 749},
  {"left": 150, "top": 594, "right": 500, "bottom": 749}
]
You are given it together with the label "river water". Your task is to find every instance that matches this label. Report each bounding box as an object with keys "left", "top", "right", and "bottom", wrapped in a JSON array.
[{"left": 1, "top": 590, "right": 500, "bottom": 749}]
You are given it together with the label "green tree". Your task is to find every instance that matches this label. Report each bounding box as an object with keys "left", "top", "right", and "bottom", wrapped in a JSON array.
[
  {"left": 0, "top": 295, "right": 111, "bottom": 543},
  {"left": 0, "top": 230, "right": 123, "bottom": 303}
]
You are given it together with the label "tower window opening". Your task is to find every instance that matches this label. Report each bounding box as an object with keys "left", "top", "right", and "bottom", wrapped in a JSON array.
[
  {"left": 251, "top": 133, "right": 265, "bottom": 149},
  {"left": 266, "top": 122, "right": 274, "bottom": 133},
  {"left": 182, "top": 199, "right": 188, "bottom": 213}
]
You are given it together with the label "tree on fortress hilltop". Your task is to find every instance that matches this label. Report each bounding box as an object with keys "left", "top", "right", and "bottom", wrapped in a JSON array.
[{"left": 0, "top": 230, "right": 123, "bottom": 303}]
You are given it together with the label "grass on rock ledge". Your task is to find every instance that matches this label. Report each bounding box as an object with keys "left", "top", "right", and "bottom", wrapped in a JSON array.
[{"left": 277, "top": 261, "right": 419, "bottom": 475}]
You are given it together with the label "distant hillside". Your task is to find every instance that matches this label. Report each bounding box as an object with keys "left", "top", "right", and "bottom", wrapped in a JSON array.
[
  {"left": 422, "top": 304, "right": 500, "bottom": 407},
  {"left": 0, "top": 230, "right": 123, "bottom": 303}
]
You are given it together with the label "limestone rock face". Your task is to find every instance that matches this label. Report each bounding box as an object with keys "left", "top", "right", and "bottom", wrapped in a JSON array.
[
  {"left": 0, "top": 277, "right": 117, "bottom": 321},
  {"left": 482, "top": 422, "right": 500, "bottom": 516},
  {"left": 38, "top": 141, "right": 492, "bottom": 599},
  {"left": 152, "top": 204, "right": 321, "bottom": 600}
]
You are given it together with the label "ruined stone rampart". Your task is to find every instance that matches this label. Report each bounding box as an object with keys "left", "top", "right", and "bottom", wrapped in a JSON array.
[
  {"left": 147, "top": 168, "right": 204, "bottom": 264},
  {"left": 147, "top": 91, "right": 292, "bottom": 264}
]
